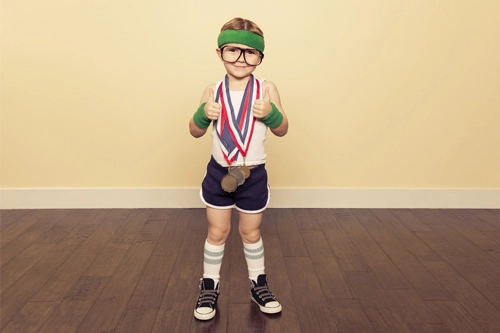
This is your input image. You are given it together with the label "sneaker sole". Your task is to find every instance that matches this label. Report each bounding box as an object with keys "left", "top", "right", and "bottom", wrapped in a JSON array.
[
  {"left": 251, "top": 297, "right": 282, "bottom": 314},
  {"left": 194, "top": 309, "right": 216, "bottom": 320}
]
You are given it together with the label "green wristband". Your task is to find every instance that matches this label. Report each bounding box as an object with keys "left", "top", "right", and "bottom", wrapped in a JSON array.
[
  {"left": 262, "top": 103, "right": 283, "bottom": 128},
  {"left": 193, "top": 102, "right": 211, "bottom": 129}
]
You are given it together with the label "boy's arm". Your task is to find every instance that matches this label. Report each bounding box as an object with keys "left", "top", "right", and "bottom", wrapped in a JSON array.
[
  {"left": 189, "top": 117, "right": 208, "bottom": 138},
  {"left": 254, "top": 81, "right": 288, "bottom": 137},
  {"left": 189, "top": 84, "right": 219, "bottom": 138}
]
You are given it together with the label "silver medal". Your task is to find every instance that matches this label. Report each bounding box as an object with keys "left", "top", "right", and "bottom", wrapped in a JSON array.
[{"left": 229, "top": 167, "right": 246, "bottom": 186}]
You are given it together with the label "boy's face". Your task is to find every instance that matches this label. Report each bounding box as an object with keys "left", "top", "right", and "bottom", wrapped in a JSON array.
[{"left": 216, "top": 43, "right": 260, "bottom": 79}]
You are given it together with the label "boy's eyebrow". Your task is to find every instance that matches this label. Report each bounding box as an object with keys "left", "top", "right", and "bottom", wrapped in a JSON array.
[{"left": 224, "top": 45, "right": 257, "bottom": 51}]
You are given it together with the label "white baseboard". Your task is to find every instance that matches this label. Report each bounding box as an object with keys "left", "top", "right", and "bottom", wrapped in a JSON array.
[{"left": 1, "top": 188, "right": 499, "bottom": 209}]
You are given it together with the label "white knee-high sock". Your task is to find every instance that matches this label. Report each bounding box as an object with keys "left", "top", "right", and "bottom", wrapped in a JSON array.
[
  {"left": 243, "top": 237, "right": 265, "bottom": 281},
  {"left": 203, "top": 240, "right": 225, "bottom": 285}
]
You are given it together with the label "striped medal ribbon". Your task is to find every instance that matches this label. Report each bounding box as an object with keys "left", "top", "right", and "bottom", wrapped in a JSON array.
[{"left": 214, "top": 74, "right": 260, "bottom": 165}]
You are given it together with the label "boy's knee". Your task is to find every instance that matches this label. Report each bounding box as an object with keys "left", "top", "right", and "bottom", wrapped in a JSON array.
[
  {"left": 239, "top": 229, "right": 261, "bottom": 244},
  {"left": 207, "top": 226, "right": 230, "bottom": 244}
]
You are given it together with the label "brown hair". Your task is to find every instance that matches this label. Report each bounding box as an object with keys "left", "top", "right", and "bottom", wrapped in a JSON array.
[{"left": 220, "top": 17, "right": 264, "bottom": 38}]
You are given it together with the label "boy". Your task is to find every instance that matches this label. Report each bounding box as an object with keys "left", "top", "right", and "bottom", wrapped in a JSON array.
[{"left": 189, "top": 17, "right": 288, "bottom": 321}]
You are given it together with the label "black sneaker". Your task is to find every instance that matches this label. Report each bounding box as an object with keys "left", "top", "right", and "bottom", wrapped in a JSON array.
[
  {"left": 194, "top": 278, "right": 219, "bottom": 320},
  {"left": 250, "top": 274, "right": 282, "bottom": 314}
]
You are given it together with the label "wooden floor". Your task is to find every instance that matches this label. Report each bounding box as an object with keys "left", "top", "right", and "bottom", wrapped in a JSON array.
[{"left": 1, "top": 208, "right": 500, "bottom": 333}]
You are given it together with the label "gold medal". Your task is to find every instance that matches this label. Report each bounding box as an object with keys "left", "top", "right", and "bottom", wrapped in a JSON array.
[
  {"left": 221, "top": 174, "right": 238, "bottom": 193},
  {"left": 239, "top": 165, "right": 251, "bottom": 179},
  {"left": 230, "top": 167, "right": 246, "bottom": 186}
]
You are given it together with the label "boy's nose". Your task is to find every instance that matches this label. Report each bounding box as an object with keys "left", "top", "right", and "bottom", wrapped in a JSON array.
[{"left": 236, "top": 54, "right": 246, "bottom": 63}]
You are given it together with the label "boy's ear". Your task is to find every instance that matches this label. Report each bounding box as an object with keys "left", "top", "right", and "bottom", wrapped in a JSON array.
[{"left": 215, "top": 48, "right": 222, "bottom": 60}]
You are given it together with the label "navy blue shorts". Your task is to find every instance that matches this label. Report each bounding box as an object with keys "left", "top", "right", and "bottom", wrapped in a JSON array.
[{"left": 200, "top": 156, "right": 270, "bottom": 213}]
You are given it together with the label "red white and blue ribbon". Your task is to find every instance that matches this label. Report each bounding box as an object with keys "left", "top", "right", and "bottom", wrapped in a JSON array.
[{"left": 214, "top": 74, "right": 260, "bottom": 164}]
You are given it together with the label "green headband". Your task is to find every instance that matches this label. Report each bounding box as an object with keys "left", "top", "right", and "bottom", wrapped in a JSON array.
[{"left": 217, "top": 30, "right": 265, "bottom": 53}]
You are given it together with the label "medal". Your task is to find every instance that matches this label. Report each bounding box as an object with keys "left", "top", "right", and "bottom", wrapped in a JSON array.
[
  {"left": 221, "top": 174, "right": 238, "bottom": 193},
  {"left": 239, "top": 165, "right": 250, "bottom": 179},
  {"left": 229, "top": 167, "right": 246, "bottom": 186},
  {"left": 239, "top": 157, "right": 251, "bottom": 179}
]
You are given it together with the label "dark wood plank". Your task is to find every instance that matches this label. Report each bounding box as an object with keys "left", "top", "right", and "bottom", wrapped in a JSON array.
[
  {"left": 416, "top": 211, "right": 500, "bottom": 268},
  {"left": 116, "top": 208, "right": 155, "bottom": 234},
  {"left": 0, "top": 236, "right": 89, "bottom": 330},
  {"left": 335, "top": 209, "right": 412, "bottom": 289},
  {"left": 1, "top": 301, "right": 58, "bottom": 333},
  {"left": 363, "top": 209, "right": 453, "bottom": 301},
  {"left": 474, "top": 209, "right": 499, "bottom": 229},
  {"left": 318, "top": 210, "right": 371, "bottom": 272},
  {"left": 411, "top": 209, "right": 448, "bottom": 226},
  {"left": 421, "top": 260, "right": 500, "bottom": 332},
  {"left": 260, "top": 208, "right": 279, "bottom": 236},
  {"left": 273, "top": 209, "right": 308, "bottom": 257},
  {"left": 432, "top": 211, "right": 500, "bottom": 258},
  {"left": 226, "top": 303, "right": 266, "bottom": 333},
  {"left": 115, "top": 308, "right": 159, "bottom": 333},
  {"left": 0, "top": 209, "right": 31, "bottom": 230},
  {"left": 0, "top": 209, "right": 69, "bottom": 266},
  {"left": 347, "top": 272, "right": 424, "bottom": 333},
  {"left": 1, "top": 242, "right": 56, "bottom": 293},
  {"left": 83, "top": 232, "right": 136, "bottom": 276},
  {"left": 37, "top": 276, "right": 110, "bottom": 333},
  {"left": 35, "top": 209, "right": 109, "bottom": 244},
  {"left": 446, "top": 209, "right": 498, "bottom": 231},
  {"left": 115, "top": 209, "right": 190, "bottom": 333},
  {"left": 152, "top": 209, "right": 207, "bottom": 333},
  {"left": 302, "top": 230, "right": 355, "bottom": 299},
  {"left": 408, "top": 323, "right": 451, "bottom": 333},
  {"left": 328, "top": 298, "right": 375, "bottom": 333},
  {"left": 420, "top": 210, "right": 500, "bottom": 264},
  {"left": 65, "top": 223, "right": 101, "bottom": 240},
  {"left": 1, "top": 210, "right": 51, "bottom": 247},
  {"left": 385, "top": 209, "right": 433, "bottom": 232},
  {"left": 133, "top": 216, "right": 168, "bottom": 243},
  {"left": 31, "top": 209, "right": 131, "bottom": 302},
  {"left": 285, "top": 256, "right": 339, "bottom": 333},
  {"left": 483, "top": 231, "right": 500, "bottom": 243},
  {"left": 425, "top": 301, "right": 488, "bottom": 333},
  {"left": 440, "top": 210, "right": 500, "bottom": 251},
  {"left": 291, "top": 208, "right": 322, "bottom": 231},
  {"left": 417, "top": 223, "right": 500, "bottom": 306},
  {"left": 383, "top": 289, "right": 441, "bottom": 324},
  {"left": 377, "top": 209, "right": 443, "bottom": 261},
  {"left": 75, "top": 240, "right": 158, "bottom": 333}
]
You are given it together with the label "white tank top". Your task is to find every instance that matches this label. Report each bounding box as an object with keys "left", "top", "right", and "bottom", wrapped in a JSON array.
[{"left": 211, "top": 80, "right": 267, "bottom": 167}]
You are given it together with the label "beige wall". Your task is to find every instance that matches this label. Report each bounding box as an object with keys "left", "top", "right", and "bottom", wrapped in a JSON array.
[{"left": 1, "top": 1, "right": 499, "bottom": 189}]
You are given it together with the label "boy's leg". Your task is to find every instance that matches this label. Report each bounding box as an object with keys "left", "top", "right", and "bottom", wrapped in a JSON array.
[
  {"left": 238, "top": 211, "right": 282, "bottom": 314},
  {"left": 238, "top": 211, "right": 265, "bottom": 280},
  {"left": 204, "top": 207, "right": 232, "bottom": 283},
  {"left": 195, "top": 207, "right": 232, "bottom": 321}
]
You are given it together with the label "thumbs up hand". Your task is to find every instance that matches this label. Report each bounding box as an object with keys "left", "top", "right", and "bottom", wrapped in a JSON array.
[
  {"left": 252, "top": 87, "right": 272, "bottom": 119},
  {"left": 204, "top": 88, "right": 221, "bottom": 120}
]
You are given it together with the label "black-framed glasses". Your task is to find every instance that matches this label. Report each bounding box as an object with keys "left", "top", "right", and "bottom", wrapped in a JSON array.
[{"left": 220, "top": 46, "right": 264, "bottom": 66}]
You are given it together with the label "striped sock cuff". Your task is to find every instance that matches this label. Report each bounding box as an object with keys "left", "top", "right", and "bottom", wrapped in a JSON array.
[
  {"left": 203, "top": 240, "right": 225, "bottom": 282},
  {"left": 243, "top": 239, "right": 264, "bottom": 259},
  {"left": 244, "top": 249, "right": 264, "bottom": 260},
  {"left": 204, "top": 241, "right": 224, "bottom": 264},
  {"left": 243, "top": 238, "right": 265, "bottom": 280}
]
